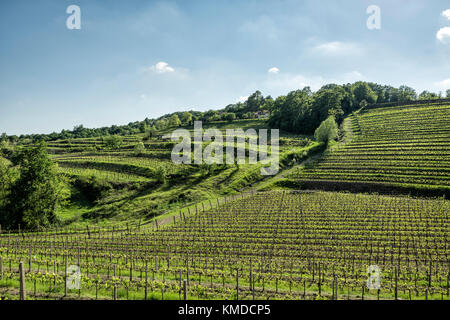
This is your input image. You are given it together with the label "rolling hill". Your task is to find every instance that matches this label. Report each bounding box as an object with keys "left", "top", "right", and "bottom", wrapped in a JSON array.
[{"left": 288, "top": 103, "right": 450, "bottom": 197}]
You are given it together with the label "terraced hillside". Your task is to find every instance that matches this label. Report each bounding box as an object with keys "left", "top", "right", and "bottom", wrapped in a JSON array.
[
  {"left": 26, "top": 120, "right": 317, "bottom": 227},
  {"left": 290, "top": 104, "right": 450, "bottom": 196}
]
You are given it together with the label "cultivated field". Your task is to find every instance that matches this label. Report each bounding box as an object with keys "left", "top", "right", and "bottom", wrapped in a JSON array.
[
  {"left": 1, "top": 191, "right": 448, "bottom": 300},
  {"left": 291, "top": 104, "right": 450, "bottom": 196}
]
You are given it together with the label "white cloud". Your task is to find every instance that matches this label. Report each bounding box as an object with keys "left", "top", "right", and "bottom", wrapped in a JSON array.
[
  {"left": 434, "top": 78, "right": 450, "bottom": 90},
  {"left": 148, "top": 62, "right": 175, "bottom": 74},
  {"left": 268, "top": 67, "right": 280, "bottom": 74},
  {"left": 311, "top": 41, "right": 363, "bottom": 56},
  {"left": 237, "top": 96, "right": 248, "bottom": 103},
  {"left": 436, "top": 27, "right": 450, "bottom": 43},
  {"left": 442, "top": 9, "right": 450, "bottom": 20}
]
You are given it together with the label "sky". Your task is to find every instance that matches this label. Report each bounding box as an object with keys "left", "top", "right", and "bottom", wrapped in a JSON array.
[{"left": 1, "top": 0, "right": 450, "bottom": 135}]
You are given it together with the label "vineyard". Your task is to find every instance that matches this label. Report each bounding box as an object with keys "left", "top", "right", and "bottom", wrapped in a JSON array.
[
  {"left": 1, "top": 105, "right": 450, "bottom": 301},
  {"left": 0, "top": 191, "right": 448, "bottom": 300},
  {"left": 290, "top": 103, "right": 450, "bottom": 196}
]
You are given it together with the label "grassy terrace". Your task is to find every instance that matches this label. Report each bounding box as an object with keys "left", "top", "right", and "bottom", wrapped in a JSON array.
[
  {"left": 32, "top": 120, "right": 316, "bottom": 227},
  {"left": 289, "top": 104, "right": 450, "bottom": 196}
]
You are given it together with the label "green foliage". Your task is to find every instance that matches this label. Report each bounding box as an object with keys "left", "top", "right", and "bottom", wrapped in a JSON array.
[
  {"left": 222, "top": 112, "right": 236, "bottom": 122},
  {"left": 314, "top": 116, "right": 338, "bottom": 144},
  {"left": 0, "top": 160, "right": 14, "bottom": 214},
  {"left": 246, "top": 90, "right": 265, "bottom": 112},
  {"left": 181, "top": 112, "right": 193, "bottom": 125},
  {"left": 73, "top": 175, "right": 112, "bottom": 203},
  {"left": 155, "top": 166, "right": 167, "bottom": 183},
  {"left": 168, "top": 114, "right": 181, "bottom": 127},
  {"left": 139, "top": 122, "right": 148, "bottom": 133},
  {"left": 397, "top": 85, "right": 417, "bottom": 102},
  {"left": 1, "top": 142, "right": 70, "bottom": 230},
  {"left": 134, "top": 142, "right": 146, "bottom": 155},
  {"left": 418, "top": 90, "right": 439, "bottom": 100},
  {"left": 268, "top": 88, "right": 314, "bottom": 133},
  {"left": 351, "top": 81, "right": 377, "bottom": 105},
  {"left": 104, "top": 135, "right": 123, "bottom": 150},
  {"left": 0, "top": 141, "right": 14, "bottom": 158},
  {"left": 155, "top": 119, "right": 167, "bottom": 130},
  {"left": 143, "top": 126, "right": 157, "bottom": 141}
]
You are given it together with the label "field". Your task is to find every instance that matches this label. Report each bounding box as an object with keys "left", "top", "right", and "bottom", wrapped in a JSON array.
[
  {"left": 38, "top": 119, "right": 315, "bottom": 228},
  {"left": 289, "top": 103, "right": 450, "bottom": 196},
  {"left": 1, "top": 104, "right": 449, "bottom": 301},
  {"left": 0, "top": 191, "right": 448, "bottom": 300}
]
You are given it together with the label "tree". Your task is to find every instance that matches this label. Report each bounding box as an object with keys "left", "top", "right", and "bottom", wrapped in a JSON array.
[
  {"left": 262, "top": 96, "right": 275, "bottom": 112},
  {"left": 134, "top": 142, "right": 145, "bottom": 155},
  {"left": 0, "top": 133, "right": 7, "bottom": 142},
  {"left": 351, "top": 82, "right": 377, "bottom": 105},
  {"left": 155, "top": 119, "right": 167, "bottom": 130},
  {"left": 139, "top": 122, "right": 148, "bottom": 133},
  {"left": 243, "top": 112, "right": 254, "bottom": 119},
  {"left": 446, "top": 89, "right": 450, "bottom": 98},
  {"left": 144, "top": 126, "right": 157, "bottom": 141},
  {"left": 155, "top": 166, "right": 167, "bottom": 183},
  {"left": 314, "top": 116, "right": 338, "bottom": 144},
  {"left": 223, "top": 112, "right": 236, "bottom": 122},
  {"left": 268, "top": 88, "right": 314, "bottom": 133},
  {"left": 418, "top": 91, "right": 439, "bottom": 100},
  {"left": 104, "top": 135, "right": 123, "bottom": 149},
  {"left": 398, "top": 85, "right": 417, "bottom": 102},
  {"left": 311, "top": 87, "right": 346, "bottom": 125},
  {"left": 3, "top": 142, "right": 69, "bottom": 230},
  {"left": 247, "top": 90, "right": 265, "bottom": 112},
  {"left": 181, "top": 112, "right": 193, "bottom": 125},
  {"left": 168, "top": 114, "right": 181, "bottom": 127},
  {"left": 0, "top": 159, "right": 14, "bottom": 216}
]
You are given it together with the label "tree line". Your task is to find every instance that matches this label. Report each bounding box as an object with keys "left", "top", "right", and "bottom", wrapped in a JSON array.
[{"left": 1, "top": 83, "right": 449, "bottom": 143}]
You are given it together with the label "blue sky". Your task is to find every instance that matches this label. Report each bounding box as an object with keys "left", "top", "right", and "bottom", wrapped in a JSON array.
[{"left": 1, "top": 0, "right": 450, "bottom": 135}]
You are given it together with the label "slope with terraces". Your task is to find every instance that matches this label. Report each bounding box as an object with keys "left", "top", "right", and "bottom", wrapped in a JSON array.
[{"left": 288, "top": 103, "right": 450, "bottom": 197}]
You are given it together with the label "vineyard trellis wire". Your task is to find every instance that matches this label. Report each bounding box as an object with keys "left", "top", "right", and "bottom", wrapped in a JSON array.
[{"left": 0, "top": 190, "right": 448, "bottom": 300}]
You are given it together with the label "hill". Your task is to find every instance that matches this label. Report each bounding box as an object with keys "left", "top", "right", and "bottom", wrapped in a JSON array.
[
  {"left": 287, "top": 103, "right": 450, "bottom": 197},
  {"left": 42, "top": 119, "right": 318, "bottom": 227}
]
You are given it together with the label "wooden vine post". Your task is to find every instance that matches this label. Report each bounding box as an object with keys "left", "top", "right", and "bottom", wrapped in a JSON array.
[
  {"left": 236, "top": 270, "right": 239, "bottom": 300},
  {"left": 183, "top": 279, "right": 188, "bottom": 300},
  {"left": 64, "top": 255, "right": 68, "bottom": 296},
  {"left": 19, "top": 261, "right": 26, "bottom": 300},
  {"left": 113, "top": 265, "right": 117, "bottom": 300}
]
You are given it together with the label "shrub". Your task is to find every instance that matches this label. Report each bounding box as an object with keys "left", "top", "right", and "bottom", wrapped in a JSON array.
[
  {"left": 314, "top": 116, "right": 338, "bottom": 144},
  {"left": 104, "top": 135, "right": 123, "bottom": 149},
  {"left": 134, "top": 142, "right": 145, "bottom": 155}
]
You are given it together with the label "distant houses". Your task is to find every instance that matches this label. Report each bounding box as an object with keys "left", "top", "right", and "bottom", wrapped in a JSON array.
[{"left": 254, "top": 111, "right": 270, "bottom": 119}]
